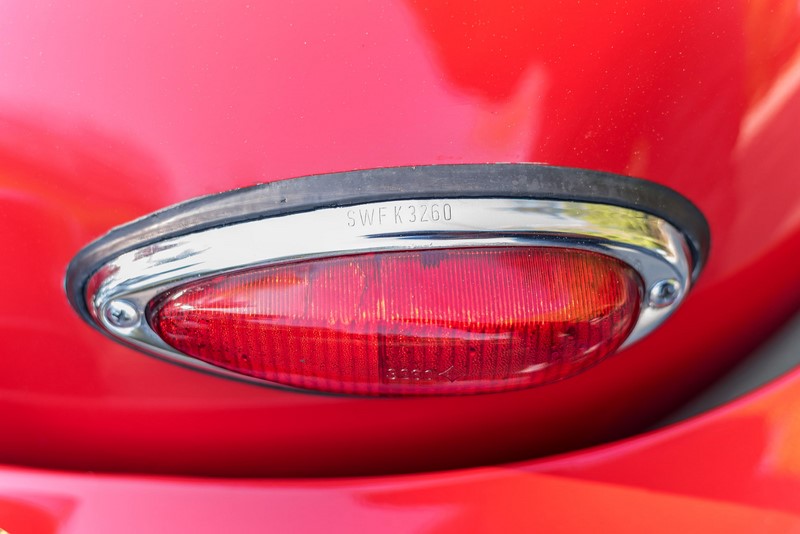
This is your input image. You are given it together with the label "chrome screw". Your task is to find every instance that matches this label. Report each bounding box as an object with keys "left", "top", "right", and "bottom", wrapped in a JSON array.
[
  {"left": 649, "top": 279, "right": 681, "bottom": 308},
  {"left": 104, "top": 300, "right": 140, "bottom": 328}
]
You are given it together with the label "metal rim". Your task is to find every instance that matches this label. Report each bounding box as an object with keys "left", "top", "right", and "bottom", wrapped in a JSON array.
[
  {"left": 65, "top": 164, "right": 709, "bottom": 391},
  {"left": 66, "top": 164, "right": 710, "bottom": 320},
  {"left": 85, "top": 197, "right": 692, "bottom": 369}
]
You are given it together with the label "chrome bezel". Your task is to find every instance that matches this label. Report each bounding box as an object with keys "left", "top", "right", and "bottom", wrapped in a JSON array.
[{"left": 84, "top": 197, "right": 693, "bottom": 373}]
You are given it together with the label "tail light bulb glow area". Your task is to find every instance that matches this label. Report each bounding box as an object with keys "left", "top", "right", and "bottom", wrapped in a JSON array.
[{"left": 149, "top": 248, "right": 643, "bottom": 395}]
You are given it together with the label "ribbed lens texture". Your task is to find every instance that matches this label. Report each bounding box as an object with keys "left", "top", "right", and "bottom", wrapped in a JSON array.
[{"left": 150, "top": 248, "right": 642, "bottom": 395}]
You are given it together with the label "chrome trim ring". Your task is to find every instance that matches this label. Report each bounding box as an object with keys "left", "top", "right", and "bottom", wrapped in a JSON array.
[{"left": 85, "top": 197, "right": 693, "bottom": 368}]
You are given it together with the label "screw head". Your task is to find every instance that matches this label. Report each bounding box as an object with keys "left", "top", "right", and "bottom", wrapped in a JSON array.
[
  {"left": 649, "top": 279, "right": 681, "bottom": 308},
  {"left": 103, "top": 300, "right": 140, "bottom": 328}
]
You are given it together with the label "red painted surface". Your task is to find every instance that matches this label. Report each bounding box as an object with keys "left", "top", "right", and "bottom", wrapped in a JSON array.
[
  {"left": 0, "top": 0, "right": 799, "bottom": 482},
  {"left": 2, "top": 367, "right": 800, "bottom": 532}
]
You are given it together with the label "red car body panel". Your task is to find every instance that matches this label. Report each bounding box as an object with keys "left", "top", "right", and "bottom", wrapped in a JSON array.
[
  {"left": 2, "top": 368, "right": 800, "bottom": 532},
  {"left": 1, "top": 0, "right": 800, "bottom": 529}
]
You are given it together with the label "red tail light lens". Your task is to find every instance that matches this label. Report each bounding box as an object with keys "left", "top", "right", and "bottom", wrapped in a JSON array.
[{"left": 150, "top": 248, "right": 642, "bottom": 395}]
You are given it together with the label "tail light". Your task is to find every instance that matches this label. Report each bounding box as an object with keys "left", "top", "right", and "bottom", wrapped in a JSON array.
[
  {"left": 67, "top": 165, "right": 709, "bottom": 396},
  {"left": 150, "top": 248, "right": 641, "bottom": 395}
]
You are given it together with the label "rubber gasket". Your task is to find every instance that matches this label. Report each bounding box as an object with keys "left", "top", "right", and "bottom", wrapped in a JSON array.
[{"left": 66, "top": 163, "right": 710, "bottom": 322}]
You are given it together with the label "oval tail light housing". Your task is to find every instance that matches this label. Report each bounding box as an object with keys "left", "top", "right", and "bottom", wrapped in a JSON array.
[{"left": 67, "top": 165, "right": 709, "bottom": 396}]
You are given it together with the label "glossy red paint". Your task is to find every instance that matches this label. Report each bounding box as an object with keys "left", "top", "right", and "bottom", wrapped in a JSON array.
[
  {"left": 0, "top": 0, "right": 799, "bottom": 479},
  {"left": 3, "top": 362, "right": 800, "bottom": 532}
]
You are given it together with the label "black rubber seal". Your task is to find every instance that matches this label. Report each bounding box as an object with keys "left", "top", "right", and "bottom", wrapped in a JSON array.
[{"left": 66, "top": 164, "right": 710, "bottom": 322}]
